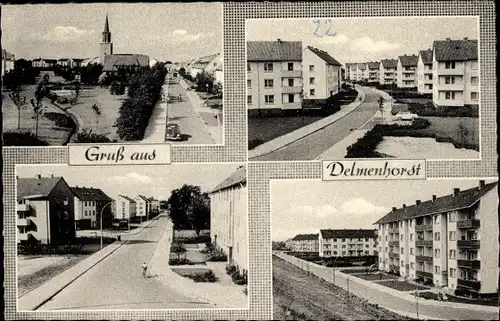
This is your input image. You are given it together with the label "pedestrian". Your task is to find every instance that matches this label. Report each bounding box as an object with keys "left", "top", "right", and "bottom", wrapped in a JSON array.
[{"left": 141, "top": 262, "right": 148, "bottom": 278}]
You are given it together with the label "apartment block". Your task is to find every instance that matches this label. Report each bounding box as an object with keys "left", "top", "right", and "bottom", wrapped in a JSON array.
[
  {"left": 379, "top": 59, "right": 398, "bottom": 85},
  {"left": 302, "top": 46, "right": 342, "bottom": 101},
  {"left": 209, "top": 166, "right": 247, "bottom": 280},
  {"left": 367, "top": 61, "right": 380, "bottom": 83},
  {"left": 72, "top": 186, "right": 114, "bottom": 229},
  {"left": 134, "top": 195, "right": 151, "bottom": 220},
  {"left": 17, "top": 175, "right": 76, "bottom": 245},
  {"left": 376, "top": 180, "right": 498, "bottom": 295},
  {"left": 417, "top": 49, "right": 434, "bottom": 94},
  {"left": 2, "top": 49, "right": 15, "bottom": 76},
  {"left": 397, "top": 54, "right": 418, "bottom": 88},
  {"left": 287, "top": 234, "right": 319, "bottom": 252},
  {"left": 247, "top": 39, "right": 303, "bottom": 114},
  {"left": 319, "top": 229, "right": 378, "bottom": 258},
  {"left": 432, "top": 38, "right": 479, "bottom": 107},
  {"left": 115, "top": 195, "right": 136, "bottom": 220}
]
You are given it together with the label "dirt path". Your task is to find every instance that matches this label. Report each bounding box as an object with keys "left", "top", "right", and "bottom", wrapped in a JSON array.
[{"left": 272, "top": 256, "right": 413, "bottom": 320}]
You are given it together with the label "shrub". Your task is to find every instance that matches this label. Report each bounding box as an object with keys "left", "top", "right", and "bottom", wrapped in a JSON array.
[
  {"left": 185, "top": 270, "right": 218, "bottom": 283},
  {"left": 3, "top": 131, "right": 49, "bottom": 146},
  {"left": 56, "top": 96, "right": 70, "bottom": 104},
  {"left": 407, "top": 103, "right": 479, "bottom": 118},
  {"left": 73, "top": 129, "right": 112, "bottom": 143},
  {"left": 208, "top": 251, "right": 227, "bottom": 262},
  {"left": 43, "top": 112, "right": 75, "bottom": 128},
  {"left": 110, "top": 81, "right": 126, "bottom": 95},
  {"left": 169, "top": 258, "right": 194, "bottom": 265},
  {"left": 248, "top": 138, "right": 265, "bottom": 150},
  {"left": 225, "top": 264, "right": 237, "bottom": 275},
  {"left": 177, "top": 235, "right": 211, "bottom": 244}
]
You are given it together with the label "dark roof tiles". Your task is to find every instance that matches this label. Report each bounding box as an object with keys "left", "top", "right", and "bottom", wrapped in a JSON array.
[
  {"left": 211, "top": 166, "right": 246, "bottom": 193},
  {"left": 72, "top": 187, "right": 113, "bottom": 202},
  {"left": 433, "top": 39, "right": 478, "bottom": 61},
  {"left": 247, "top": 40, "right": 302, "bottom": 62},
  {"left": 17, "top": 176, "right": 63, "bottom": 199},
  {"left": 292, "top": 234, "right": 319, "bottom": 241},
  {"left": 306, "top": 46, "right": 342, "bottom": 66},
  {"left": 381, "top": 59, "right": 398, "bottom": 68},
  {"left": 399, "top": 55, "right": 418, "bottom": 67},
  {"left": 320, "top": 229, "right": 377, "bottom": 239},
  {"left": 419, "top": 50, "right": 433, "bottom": 64},
  {"left": 103, "top": 54, "right": 150, "bottom": 71}
]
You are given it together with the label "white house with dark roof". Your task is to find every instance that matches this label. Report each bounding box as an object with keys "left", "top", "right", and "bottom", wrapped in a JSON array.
[
  {"left": 432, "top": 38, "right": 479, "bottom": 107},
  {"left": 302, "top": 46, "right": 342, "bottom": 101},
  {"left": 189, "top": 53, "right": 222, "bottom": 78},
  {"left": 2, "top": 49, "right": 15, "bottom": 76},
  {"left": 288, "top": 234, "right": 319, "bottom": 252},
  {"left": 367, "top": 61, "right": 380, "bottom": 83},
  {"left": 209, "top": 166, "right": 247, "bottom": 280},
  {"left": 134, "top": 195, "right": 151, "bottom": 220},
  {"left": 379, "top": 59, "right": 398, "bottom": 85},
  {"left": 247, "top": 39, "right": 303, "bottom": 114},
  {"left": 148, "top": 197, "right": 160, "bottom": 214},
  {"left": 397, "top": 54, "right": 418, "bottom": 88},
  {"left": 319, "top": 229, "right": 378, "bottom": 258},
  {"left": 375, "top": 180, "right": 498, "bottom": 295},
  {"left": 72, "top": 186, "right": 114, "bottom": 229},
  {"left": 417, "top": 49, "right": 434, "bottom": 94},
  {"left": 115, "top": 195, "right": 136, "bottom": 220}
]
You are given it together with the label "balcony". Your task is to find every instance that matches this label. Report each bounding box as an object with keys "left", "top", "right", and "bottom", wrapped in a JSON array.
[
  {"left": 18, "top": 233, "right": 29, "bottom": 241},
  {"left": 281, "top": 70, "right": 302, "bottom": 78},
  {"left": 457, "top": 279, "right": 481, "bottom": 291},
  {"left": 17, "top": 203, "right": 30, "bottom": 211},
  {"left": 438, "top": 83, "right": 464, "bottom": 91},
  {"left": 17, "top": 218, "right": 29, "bottom": 226},
  {"left": 415, "top": 224, "right": 433, "bottom": 231},
  {"left": 457, "top": 219, "right": 480, "bottom": 229},
  {"left": 437, "top": 66, "right": 465, "bottom": 75},
  {"left": 389, "top": 227, "right": 399, "bottom": 234},
  {"left": 282, "top": 86, "right": 302, "bottom": 94},
  {"left": 415, "top": 255, "right": 433, "bottom": 263},
  {"left": 389, "top": 252, "right": 400, "bottom": 259},
  {"left": 388, "top": 241, "right": 400, "bottom": 247},
  {"left": 457, "top": 259, "right": 481, "bottom": 269},
  {"left": 416, "top": 270, "right": 433, "bottom": 279},
  {"left": 282, "top": 102, "right": 302, "bottom": 110},
  {"left": 457, "top": 240, "right": 480, "bottom": 249}
]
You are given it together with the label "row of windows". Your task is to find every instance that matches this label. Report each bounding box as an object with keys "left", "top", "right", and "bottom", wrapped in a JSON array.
[
  {"left": 386, "top": 230, "right": 474, "bottom": 243},
  {"left": 324, "top": 244, "right": 371, "bottom": 249},
  {"left": 444, "top": 61, "right": 479, "bottom": 70},
  {"left": 83, "top": 200, "right": 97, "bottom": 206},
  {"left": 248, "top": 62, "right": 297, "bottom": 72},
  {"left": 443, "top": 91, "right": 479, "bottom": 100},
  {"left": 84, "top": 210, "right": 96, "bottom": 217},
  {"left": 324, "top": 250, "right": 371, "bottom": 256}
]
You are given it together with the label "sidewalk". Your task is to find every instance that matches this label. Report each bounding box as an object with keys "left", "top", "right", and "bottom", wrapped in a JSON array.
[
  {"left": 249, "top": 89, "right": 367, "bottom": 159},
  {"left": 18, "top": 217, "right": 159, "bottom": 311},
  {"left": 142, "top": 80, "right": 169, "bottom": 142}
]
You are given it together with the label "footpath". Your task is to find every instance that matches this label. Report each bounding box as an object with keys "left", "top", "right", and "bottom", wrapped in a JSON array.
[
  {"left": 142, "top": 80, "right": 169, "bottom": 142},
  {"left": 275, "top": 253, "right": 498, "bottom": 320},
  {"left": 249, "top": 89, "right": 367, "bottom": 159},
  {"left": 18, "top": 217, "right": 160, "bottom": 311},
  {"left": 148, "top": 220, "right": 247, "bottom": 308}
]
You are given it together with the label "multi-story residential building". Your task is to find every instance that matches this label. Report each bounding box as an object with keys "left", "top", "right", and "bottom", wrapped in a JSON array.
[
  {"left": 72, "top": 186, "right": 114, "bottom": 229},
  {"left": 2, "top": 49, "right": 15, "bottom": 76},
  {"left": 17, "top": 175, "right": 76, "bottom": 245},
  {"left": 302, "top": 46, "right": 342, "bottom": 102},
  {"left": 355, "top": 63, "right": 369, "bottom": 81},
  {"left": 432, "top": 38, "right": 479, "bottom": 107},
  {"left": 345, "top": 63, "right": 356, "bottom": 81},
  {"left": 148, "top": 197, "right": 160, "bottom": 214},
  {"left": 287, "top": 234, "right": 319, "bottom": 252},
  {"left": 209, "top": 166, "right": 247, "bottom": 280},
  {"left": 134, "top": 195, "right": 150, "bottom": 220},
  {"left": 319, "top": 229, "right": 378, "bottom": 258},
  {"left": 247, "top": 39, "right": 303, "bottom": 115},
  {"left": 375, "top": 180, "right": 498, "bottom": 295},
  {"left": 367, "top": 61, "right": 380, "bottom": 84},
  {"left": 284, "top": 238, "right": 294, "bottom": 251},
  {"left": 115, "top": 195, "right": 136, "bottom": 220},
  {"left": 417, "top": 49, "right": 434, "bottom": 95},
  {"left": 379, "top": 59, "right": 398, "bottom": 85},
  {"left": 397, "top": 54, "right": 418, "bottom": 88},
  {"left": 190, "top": 53, "right": 222, "bottom": 78}
]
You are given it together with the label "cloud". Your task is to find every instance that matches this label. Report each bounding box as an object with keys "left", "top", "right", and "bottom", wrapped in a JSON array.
[
  {"left": 297, "top": 204, "right": 338, "bottom": 218},
  {"left": 43, "top": 26, "right": 91, "bottom": 42},
  {"left": 314, "top": 33, "right": 350, "bottom": 45},
  {"left": 341, "top": 198, "right": 387, "bottom": 215},
  {"left": 113, "top": 172, "right": 153, "bottom": 185},
  {"left": 170, "top": 29, "right": 206, "bottom": 43},
  {"left": 351, "top": 36, "right": 402, "bottom": 53}
]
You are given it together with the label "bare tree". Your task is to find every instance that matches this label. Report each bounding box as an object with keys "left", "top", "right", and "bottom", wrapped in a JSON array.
[
  {"left": 30, "top": 92, "right": 47, "bottom": 139},
  {"left": 91, "top": 103, "right": 102, "bottom": 130},
  {"left": 8, "top": 87, "right": 28, "bottom": 129}
]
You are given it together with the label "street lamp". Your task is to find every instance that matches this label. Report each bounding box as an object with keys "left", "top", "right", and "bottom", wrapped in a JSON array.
[
  {"left": 100, "top": 201, "right": 114, "bottom": 250},
  {"left": 414, "top": 290, "right": 419, "bottom": 319}
]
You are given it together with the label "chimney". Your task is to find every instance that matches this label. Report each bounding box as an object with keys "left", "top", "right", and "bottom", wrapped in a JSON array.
[
  {"left": 36, "top": 174, "right": 41, "bottom": 179},
  {"left": 453, "top": 188, "right": 460, "bottom": 196},
  {"left": 277, "top": 38, "right": 282, "bottom": 44},
  {"left": 392, "top": 207, "right": 397, "bottom": 212},
  {"left": 416, "top": 200, "right": 421, "bottom": 206},
  {"left": 479, "top": 180, "right": 485, "bottom": 188},
  {"left": 463, "top": 37, "right": 468, "bottom": 40},
  {"left": 402, "top": 204, "right": 407, "bottom": 208},
  {"left": 51, "top": 174, "right": 54, "bottom": 178},
  {"left": 432, "top": 195, "right": 437, "bottom": 201}
]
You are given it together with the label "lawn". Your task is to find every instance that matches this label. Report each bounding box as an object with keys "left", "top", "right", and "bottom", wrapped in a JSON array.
[
  {"left": 350, "top": 273, "right": 396, "bottom": 281},
  {"left": 377, "top": 280, "right": 429, "bottom": 291},
  {"left": 249, "top": 116, "right": 324, "bottom": 145},
  {"left": 420, "top": 116, "right": 479, "bottom": 148},
  {"left": 415, "top": 291, "right": 498, "bottom": 307}
]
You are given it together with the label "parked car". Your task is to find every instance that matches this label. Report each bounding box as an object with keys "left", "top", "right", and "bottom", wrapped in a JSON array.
[
  {"left": 166, "top": 123, "right": 182, "bottom": 141},
  {"left": 395, "top": 111, "right": 418, "bottom": 121}
]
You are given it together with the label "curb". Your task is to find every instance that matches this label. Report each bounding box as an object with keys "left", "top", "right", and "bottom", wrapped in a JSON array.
[{"left": 249, "top": 88, "right": 367, "bottom": 159}]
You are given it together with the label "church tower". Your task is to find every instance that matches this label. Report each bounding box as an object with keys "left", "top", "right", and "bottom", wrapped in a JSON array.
[{"left": 100, "top": 14, "right": 113, "bottom": 64}]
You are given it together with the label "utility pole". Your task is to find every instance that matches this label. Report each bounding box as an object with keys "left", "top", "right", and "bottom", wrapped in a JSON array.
[{"left": 346, "top": 275, "right": 350, "bottom": 305}]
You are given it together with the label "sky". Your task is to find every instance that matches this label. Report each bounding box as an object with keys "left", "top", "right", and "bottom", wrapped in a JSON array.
[
  {"left": 271, "top": 178, "right": 497, "bottom": 242},
  {"left": 246, "top": 16, "right": 479, "bottom": 64},
  {"left": 16, "top": 163, "right": 243, "bottom": 201},
  {"left": 1, "top": 3, "right": 222, "bottom": 62}
]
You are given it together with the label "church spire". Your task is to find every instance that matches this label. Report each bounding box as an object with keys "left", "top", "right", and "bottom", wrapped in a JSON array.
[
  {"left": 102, "top": 14, "right": 111, "bottom": 43},
  {"left": 104, "top": 13, "right": 110, "bottom": 33}
]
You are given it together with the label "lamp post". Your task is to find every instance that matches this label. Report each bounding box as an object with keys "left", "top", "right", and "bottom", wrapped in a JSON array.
[
  {"left": 414, "top": 290, "right": 419, "bottom": 319},
  {"left": 100, "top": 201, "right": 114, "bottom": 250}
]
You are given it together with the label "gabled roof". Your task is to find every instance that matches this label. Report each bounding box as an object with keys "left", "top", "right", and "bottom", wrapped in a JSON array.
[
  {"left": 210, "top": 166, "right": 246, "bottom": 193},
  {"left": 135, "top": 195, "right": 150, "bottom": 202},
  {"left": 292, "top": 234, "right": 318, "bottom": 241},
  {"left": 398, "top": 55, "right": 418, "bottom": 67},
  {"left": 374, "top": 181, "right": 498, "bottom": 224},
  {"left": 44, "top": 59, "right": 57, "bottom": 63},
  {"left": 72, "top": 58, "right": 85, "bottom": 62},
  {"left": 147, "top": 197, "right": 159, "bottom": 201},
  {"left": 247, "top": 40, "right": 302, "bottom": 62},
  {"left": 419, "top": 50, "right": 433, "bottom": 64},
  {"left": 306, "top": 46, "right": 342, "bottom": 66},
  {"left": 433, "top": 39, "right": 478, "bottom": 61},
  {"left": 103, "top": 54, "right": 150, "bottom": 71},
  {"left": 72, "top": 187, "right": 113, "bottom": 202},
  {"left": 367, "top": 61, "right": 380, "bottom": 69},
  {"left": 320, "top": 229, "right": 377, "bottom": 239},
  {"left": 381, "top": 59, "right": 398, "bottom": 68},
  {"left": 17, "top": 176, "right": 65, "bottom": 200},
  {"left": 357, "top": 63, "right": 367, "bottom": 70},
  {"left": 192, "top": 53, "right": 219, "bottom": 67},
  {"left": 118, "top": 195, "right": 135, "bottom": 202},
  {"left": 58, "top": 58, "right": 69, "bottom": 61}
]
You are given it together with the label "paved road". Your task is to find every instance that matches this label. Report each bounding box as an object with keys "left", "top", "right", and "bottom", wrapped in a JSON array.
[
  {"left": 37, "top": 216, "right": 214, "bottom": 310},
  {"left": 166, "top": 82, "right": 214, "bottom": 145},
  {"left": 251, "top": 87, "right": 382, "bottom": 161}
]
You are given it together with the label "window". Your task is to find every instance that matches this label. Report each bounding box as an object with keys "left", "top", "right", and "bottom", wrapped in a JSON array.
[
  {"left": 400, "top": 247, "right": 404, "bottom": 254},
  {"left": 434, "top": 232, "right": 440, "bottom": 241},
  {"left": 470, "top": 61, "right": 478, "bottom": 70},
  {"left": 247, "top": 63, "right": 251, "bottom": 71},
  {"left": 410, "top": 234, "right": 414, "bottom": 241},
  {"left": 342, "top": 244, "right": 346, "bottom": 248},
  {"left": 449, "top": 268, "right": 456, "bottom": 277},
  {"left": 471, "top": 76, "right": 479, "bottom": 85},
  {"left": 471, "top": 92, "right": 478, "bottom": 100},
  {"left": 264, "top": 63, "right": 273, "bottom": 71},
  {"left": 449, "top": 250, "right": 456, "bottom": 259},
  {"left": 409, "top": 220, "right": 413, "bottom": 227},
  {"left": 288, "top": 94, "right": 294, "bottom": 103},
  {"left": 411, "top": 262, "right": 415, "bottom": 269},
  {"left": 247, "top": 95, "right": 252, "bottom": 104},
  {"left": 445, "top": 76, "right": 455, "bottom": 84},
  {"left": 84, "top": 210, "right": 88, "bottom": 216},
  {"left": 365, "top": 250, "right": 369, "bottom": 254},
  {"left": 342, "top": 238, "right": 346, "bottom": 242},
  {"left": 400, "top": 221, "right": 403, "bottom": 227},
  {"left": 264, "top": 79, "right": 273, "bottom": 88},
  {"left": 365, "top": 238, "right": 369, "bottom": 242},
  {"left": 288, "top": 78, "right": 294, "bottom": 86},
  {"left": 400, "top": 234, "right": 403, "bottom": 240},
  {"left": 435, "top": 266, "right": 440, "bottom": 274},
  {"left": 310, "top": 77, "right": 315, "bottom": 85},
  {"left": 333, "top": 251, "right": 337, "bottom": 255},
  {"left": 434, "top": 248, "right": 440, "bottom": 258},
  {"left": 333, "top": 245, "right": 337, "bottom": 249},
  {"left": 342, "top": 251, "right": 346, "bottom": 255},
  {"left": 333, "top": 238, "right": 337, "bottom": 242},
  {"left": 64, "top": 211, "right": 68, "bottom": 219},
  {"left": 445, "top": 92, "right": 456, "bottom": 100},
  {"left": 288, "top": 62, "right": 294, "bottom": 71},
  {"left": 449, "top": 231, "right": 456, "bottom": 241},
  {"left": 434, "top": 215, "right": 440, "bottom": 224},
  {"left": 445, "top": 61, "right": 456, "bottom": 69},
  {"left": 309, "top": 65, "right": 314, "bottom": 72},
  {"left": 309, "top": 89, "right": 315, "bottom": 96},
  {"left": 449, "top": 212, "right": 457, "bottom": 222},
  {"left": 410, "top": 248, "right": 415, "bottom": 255},
  {"left": 264, "top": 95, "right": 274, "bottom": 104},
  {"left": 247, "top": 79, "right": 251, "bottom": 88}
]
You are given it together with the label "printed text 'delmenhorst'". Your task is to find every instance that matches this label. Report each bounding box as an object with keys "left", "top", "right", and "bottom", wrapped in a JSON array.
[{"left": 322, "top": 160, "right": 426, "bottom": 180}]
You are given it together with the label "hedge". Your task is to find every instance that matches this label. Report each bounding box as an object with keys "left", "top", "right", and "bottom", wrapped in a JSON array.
[
  {"left": 3, "top": 131, "right": 49, "bottom": 146},
  {"left": 408, "top": 103, "right": 479, "bottom": 118}
]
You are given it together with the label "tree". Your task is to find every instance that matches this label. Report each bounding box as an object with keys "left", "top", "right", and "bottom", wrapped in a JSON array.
[
  {"left": 166, "top": 184, "right": 210, "bottom": 233},
  {"left": 91, "top": 103, "right": 101, "bottom": 130},
  {"left": 73, "top": 129, "right": 111, "bottom": 143},
  {"left": 195, "top": 70, "right": 215, "bottom": 93},
  {"left": 190, "top": 192, "right": 211, "bottom": 237},
  {"left": 70, "top": 81, "right": 81, "bottom": 105},
  {"left": 377, "top": 96, "right": 386, "bottom": 118},
  {"left": 171, "top": 241, "right": 187, "bottom": 259},
  {"left": 30, "top": 94, "right": 47, "bottom": 139},
  {"left": 8, "top": 86, "right": 28, "bottom": 129}
]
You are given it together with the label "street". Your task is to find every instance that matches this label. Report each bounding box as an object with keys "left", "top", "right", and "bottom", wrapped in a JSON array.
[
  {"left": 251, "top": 87, "right": 382, "bottom": 161},
  {"left": 36, "top": 215, "right": 215, "bottom": 310}
]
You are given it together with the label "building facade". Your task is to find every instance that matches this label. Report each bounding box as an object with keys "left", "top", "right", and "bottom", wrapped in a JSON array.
[
  {"left": 247, "top": 39, "right": 303, "bottom": 114},
  {"left": 376, "top": 180, "right": 498, "bottom": 295},
  {"left": 209, "top": 166, "right": 247, "bottom": 280},
  {"left": 134, "top": 195, "right": 150, "bottom": 220},
  {"left": 379, "top": 59, "right": 398, "bottom": 85},
  {"left": 148, "top": 197, "right": 160, "bottom": 214},
  {"left": 2, "top": 49, "right": 15, "bottom": 76},
  {"left": 72, "top": 187, "right": 114, "bottom": 229},
  {"left": 319, "top": 229, "right": 378, "bottom": 258},
  {"left": 302, "top": 46, "right": 342, "bottom": 101},
  {"left": 17, "top": 175, "right": 76, "bottom": 245},
  {"left": 367, "top": 61, "right": 380, "bottom": 84},
  {"left": 115, "top": 195, "right": 136, "bottom": 220},
  {"left": 432, "top": 38, "right": 479, "bottom": 107},
  {"left": 287, "top": 234, "right": 319, "bottom": 252},
  {"left": 397, "top": 54, "right": 418, "bottom": 88},
  {"left": 417, "top": 49, "right": 434, "bottom": 94}
]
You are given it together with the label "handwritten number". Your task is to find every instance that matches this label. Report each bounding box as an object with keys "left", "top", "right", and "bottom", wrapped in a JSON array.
[
  {"left": 312, "top": 19, "right": 322, "bottom": 37},
  {"left": 313, "top": 19, "right": 337, "bottom": 37},
  {"left": 325, "top": 19, "right": 337, "bottom": 37}
]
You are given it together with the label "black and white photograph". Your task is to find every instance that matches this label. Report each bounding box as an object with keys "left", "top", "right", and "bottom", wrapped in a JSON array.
[
  {"left": 247, "top": 17, "right": 480, "bottom": 161},
  {"left": 271, "top": 178, "right": 498, "bottom": 320},
  {"left": 2, "top": 3, "right": 223, "bottom": 147},
  {"left": 15, "top": 164, "right": 247, "bottom": 310}
]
